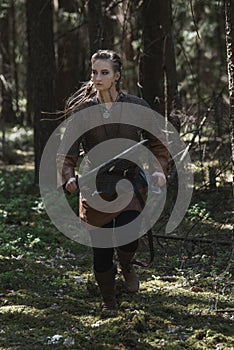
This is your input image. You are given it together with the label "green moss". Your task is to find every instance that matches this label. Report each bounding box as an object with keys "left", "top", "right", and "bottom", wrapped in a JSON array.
[{"left": 0, "top": 168, "right": 233, "bottom": 350}]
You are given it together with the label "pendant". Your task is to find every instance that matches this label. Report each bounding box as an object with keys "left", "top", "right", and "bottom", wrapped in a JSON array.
[{"left": 103, "top": 110, "right": 110, "bottom": 119}]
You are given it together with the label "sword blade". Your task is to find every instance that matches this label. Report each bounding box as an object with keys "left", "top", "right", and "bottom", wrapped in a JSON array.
[{"left": 78, "top": 139, "right": 148, "bottom": 187}]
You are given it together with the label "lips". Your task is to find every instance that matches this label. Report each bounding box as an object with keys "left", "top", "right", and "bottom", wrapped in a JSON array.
[{"left": 95, "top": 83, "right": 104, "bottom": 89}]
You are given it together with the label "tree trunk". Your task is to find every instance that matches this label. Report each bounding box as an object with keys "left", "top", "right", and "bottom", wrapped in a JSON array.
[
  {"left": 26, "top": 0, "right": 57, "bottom": 184},
  {"left": 88, "top": 0, "right": 104, "bottom": 54},
  {"left": 117, "top": 1, "right": 138, "bottom": 95},
  {"left": 164, "top": 0, "right": 180, "bottom": 130},
  {"left": 225, "top": 0, "right": 234, "bottom": 196},
  {"left": 140, "top": 0, "right": 163, "bottom": 113},
  {"left": 140, "top": 0, "right": 179, "bottom": 126},
  {"left": 0, "top": 2, "right": 16, "bottom": 123},
  {"left": 56, "top": 0, "right": 84, "bottom": 108},
  {"left": 87, "top": 0, "right": 114, "bottom": 54},
  {"left": 10, "top": 0, "right": 19, "bottom": 117}
]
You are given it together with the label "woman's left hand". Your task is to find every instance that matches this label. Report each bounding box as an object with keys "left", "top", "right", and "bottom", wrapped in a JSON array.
[{"left": 151, "top": 171, "right": 166, "bottom": 187}]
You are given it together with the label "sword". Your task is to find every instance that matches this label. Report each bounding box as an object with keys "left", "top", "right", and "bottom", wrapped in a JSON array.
[{"left": 77, "top": 139, "right": 148, "bottom": 187}]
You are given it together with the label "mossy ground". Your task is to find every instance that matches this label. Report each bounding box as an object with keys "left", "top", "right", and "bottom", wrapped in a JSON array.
[{"left": 0, "top": 166, "right": 233, "bottom": 350}]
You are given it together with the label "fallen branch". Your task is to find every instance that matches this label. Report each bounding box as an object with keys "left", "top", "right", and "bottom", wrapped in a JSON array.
[
  {"left": 215, "top": 310, "right": 234, "bottom": 313},
  {"left": 152, "top": 233, "right": 232, "bottom": 246}
]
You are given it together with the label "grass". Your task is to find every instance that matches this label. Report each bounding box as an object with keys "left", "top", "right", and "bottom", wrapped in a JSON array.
[{"left": 0, "top": 166, "right": 233, "bottom": 350}]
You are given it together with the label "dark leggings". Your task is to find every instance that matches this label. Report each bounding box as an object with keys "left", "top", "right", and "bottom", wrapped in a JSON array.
[{"left": 93, "top": 210, "right": 140, "bottom": 273}]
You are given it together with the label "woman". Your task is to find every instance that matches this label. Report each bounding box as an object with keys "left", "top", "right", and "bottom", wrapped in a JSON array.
[{"left": 57, "top": 49, "right": 168, "bottom": 311}]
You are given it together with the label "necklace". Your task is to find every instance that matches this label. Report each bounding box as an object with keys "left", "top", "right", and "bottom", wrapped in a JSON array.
[
  {"left": 98, "top": 90, "right": 119, "bottom": 119},
  {"left": 103, "top": 109, "right": 111, "bottom": 119}
]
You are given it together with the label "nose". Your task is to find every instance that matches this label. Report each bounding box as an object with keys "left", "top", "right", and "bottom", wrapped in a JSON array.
[{"left": 96, "top": 73, "right": 102, "bottom": 81}]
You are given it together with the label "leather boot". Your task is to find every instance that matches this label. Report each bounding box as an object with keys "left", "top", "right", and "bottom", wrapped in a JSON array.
[
  {"left": 94, "top": 264, "right": 117, "bottom": 310},
  {"left": 117, "top": 249, "right": 139, "bottom": 293}
]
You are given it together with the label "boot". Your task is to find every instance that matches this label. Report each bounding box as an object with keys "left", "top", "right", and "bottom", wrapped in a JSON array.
[
  {"left": 117, "top": 249, "right": 139, "bottom": 293},
  {"left": 94, "top": 264, "right": 117, "bottom": 310}
]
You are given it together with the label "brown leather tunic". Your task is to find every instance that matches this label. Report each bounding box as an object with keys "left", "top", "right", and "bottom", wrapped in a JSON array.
[{"left": 56, "top": 93, "right": 168, "bottom": 228}]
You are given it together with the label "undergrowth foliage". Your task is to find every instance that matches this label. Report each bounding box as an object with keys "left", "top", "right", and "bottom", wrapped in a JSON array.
[{"left": 0, "top": 168, "right": 233, "bottom": 350}]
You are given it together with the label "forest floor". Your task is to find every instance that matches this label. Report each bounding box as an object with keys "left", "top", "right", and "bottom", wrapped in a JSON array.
[{"left": 0, "top": 128, "right": 233, "bottom": 350}]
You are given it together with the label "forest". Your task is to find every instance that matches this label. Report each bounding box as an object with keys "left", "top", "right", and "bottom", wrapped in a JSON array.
[{"left": 0, "top": 0, "right": 233, "bottom": 349}]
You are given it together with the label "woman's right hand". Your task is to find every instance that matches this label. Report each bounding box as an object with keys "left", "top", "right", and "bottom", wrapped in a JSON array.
[{"left": 65, "top": 177, "right": 78, "bottom": 193}]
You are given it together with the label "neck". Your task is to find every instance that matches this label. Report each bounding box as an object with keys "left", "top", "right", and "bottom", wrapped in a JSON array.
[{"left": 97, "top": 87, "right": 118, "bottom": 104}]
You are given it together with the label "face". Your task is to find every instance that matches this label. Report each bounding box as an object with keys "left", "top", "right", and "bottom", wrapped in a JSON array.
[{"left": 91, "top": 59, "right": 120, "bottom": 92}]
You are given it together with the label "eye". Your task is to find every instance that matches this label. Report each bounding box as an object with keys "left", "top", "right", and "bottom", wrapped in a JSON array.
[
  {"left": 102, "top": 70, "right": 109, "bottom": 75},
  {"left": 91, "top": 70, "right": 97, "bottom": 75}
]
